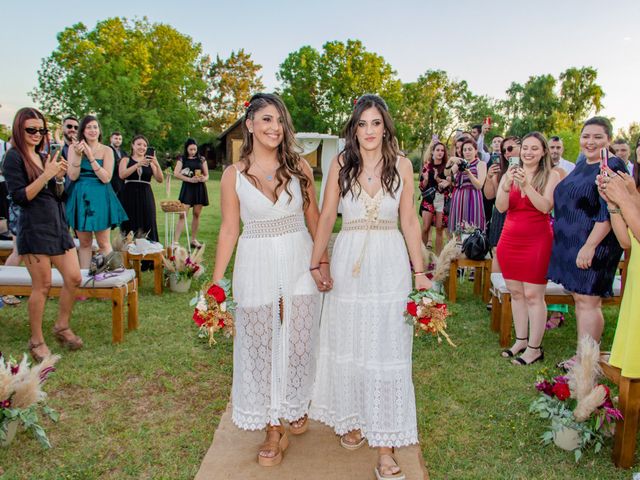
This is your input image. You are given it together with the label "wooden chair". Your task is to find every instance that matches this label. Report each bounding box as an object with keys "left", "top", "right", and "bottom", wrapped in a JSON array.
[
  {"left": 599, "top": 354, "right": 640, "bottom": 468},
  {"left": 0, "top": 266, "right": 138, "bottom": 343},
  {"left": 490, "top": 260, "right": 627, "bottom": 347},
  {"left": 447, "top": 256, "right": 492, "bottom": 303}
]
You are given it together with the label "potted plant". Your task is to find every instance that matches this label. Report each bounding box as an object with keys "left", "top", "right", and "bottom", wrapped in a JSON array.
[
  {"left": 529, "top": 336, "right": 623, "bottom": 462},
  {"left": 163, "top": 245, "right": 205, "bottom": 292},
  {"left": 1, "top": 353, "right": 60, "bottom": 448}
]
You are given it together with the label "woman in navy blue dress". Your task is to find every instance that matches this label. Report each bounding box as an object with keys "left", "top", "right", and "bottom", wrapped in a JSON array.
[{"left": 548, "top": 117, "right": 625, "bottom": 368}]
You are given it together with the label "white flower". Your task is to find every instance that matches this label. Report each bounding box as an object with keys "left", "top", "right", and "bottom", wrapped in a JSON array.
[
  {"left": 422, "top": 297, "right": 433, "bottom": 306},
  {"left": 196, "top": 297, "right": 207, "bottom": 312},
  {"left": 220, "top": 301, "right": 227, "bottom": 312}
]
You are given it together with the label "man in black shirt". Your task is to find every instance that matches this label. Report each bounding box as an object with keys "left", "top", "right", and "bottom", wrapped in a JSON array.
[
  {"left": 60, "top": 115, "right": 79, "bottom": 160},
  {"left": 109, "top": 131, "right": 126, "bottom": 195}
]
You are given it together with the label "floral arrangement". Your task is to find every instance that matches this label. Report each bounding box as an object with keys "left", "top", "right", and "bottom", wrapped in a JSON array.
[
  {"left": 163, "top": 245, "right": 206, "bottom": 282},
  {"left": 404, "top": 288, "right": 456, "bottom": 347},
  {"left": 529, "top": 336, "right": 623, "bottom": 462},
  {"left": 453, "top": 221, "right": 478, "bottom": 237},
  {"left": 1, "top": 352, "right": 60, "bottom": 448},
  {"left": 423, "top": 237, "right": 462, "bottom": 290},
  {"left": 191, "top": 278, "right": 236, "bottom": 345}
]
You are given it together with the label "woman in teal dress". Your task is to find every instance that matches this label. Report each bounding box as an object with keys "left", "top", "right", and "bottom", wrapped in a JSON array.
[{"left": 66, "top": 115, "right": 127, "bottom": 268}]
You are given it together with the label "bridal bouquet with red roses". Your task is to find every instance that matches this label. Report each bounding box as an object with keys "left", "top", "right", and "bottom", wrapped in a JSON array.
[
  {"left": 404, "top": 288, "right": 455, "bottom": 347},
  {"left": 191, "top": 278, "right": 236, "bottom": 346}
]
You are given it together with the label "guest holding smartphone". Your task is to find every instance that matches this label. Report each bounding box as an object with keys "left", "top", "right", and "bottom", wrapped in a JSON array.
[
  {"left": 548, "top": 117, "right": 626, "bottom": 370},
  {"left": 419, "top": 140, "right": 450, "bottom": 253},
  {"left": 495, "top": 132, "right": 560, "bottom": 365},
  {"left": 3, "top": 108, "right": 83, "bottom": 361},
  {"left": 119, "top": 135, "right": 163, "bottom": 242},
  {"left": 173, "top": 138, "right": 209, "bottom": 248}
]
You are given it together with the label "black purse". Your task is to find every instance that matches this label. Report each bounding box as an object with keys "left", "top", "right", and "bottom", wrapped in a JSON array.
[
  {"left": 462, "top": 229, "right": 490, "bottom": 260},
  {"left": 421, "top": 187, "right": 437, "bottom": 204}
]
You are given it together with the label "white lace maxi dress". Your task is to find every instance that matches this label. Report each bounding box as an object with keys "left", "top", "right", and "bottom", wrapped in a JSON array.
[
  {"left": 231, "top": 169, "right": 320, "bottom": 430},
  {"left": 309, "top": 181, "right": 419, "bottom": 448}
]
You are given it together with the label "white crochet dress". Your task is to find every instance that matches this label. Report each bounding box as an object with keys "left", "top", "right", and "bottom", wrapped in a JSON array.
[
  {"left": 309, "top": 178, "right": 418, "bottom": 448},
  {"left": 231, "top": 168, "right": 320, "bottom": 430}
]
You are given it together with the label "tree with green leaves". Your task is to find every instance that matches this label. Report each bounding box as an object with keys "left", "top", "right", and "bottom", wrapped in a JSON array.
[
  {"left": 205, "top": 49, "right": 265, "bottom": 132},
  {"left": 278, "top": 40, "right": 402, "bottom": 135},
  {"left": 559, "top": 67, "right": 604, "bottom": 126},
  {"left": 31, "top": 17, "right": 209, "bottom": 154}
]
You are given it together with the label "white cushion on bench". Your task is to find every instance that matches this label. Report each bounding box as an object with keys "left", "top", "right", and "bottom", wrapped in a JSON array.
[
  {"left": 0, "top": 266, "right": 135, "bottom": 288},
  {"left": 0, "top": 239, "right": 99, "bottom": 251},
  {"left": 490, "top": 273, "right": 621, "bottom": 297}
]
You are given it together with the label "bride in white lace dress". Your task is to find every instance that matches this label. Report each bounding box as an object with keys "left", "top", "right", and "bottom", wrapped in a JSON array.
[
  {"left": 212, "top": 93, "right": 330, "bottom": 467},
  {"left": 309, "top": 94, "right": 431, "bottom": 480}
]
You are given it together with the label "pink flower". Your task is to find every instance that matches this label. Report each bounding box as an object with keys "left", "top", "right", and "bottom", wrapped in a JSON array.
[{"left": 535, "top": 380, "right": 554, "bottom": 397}]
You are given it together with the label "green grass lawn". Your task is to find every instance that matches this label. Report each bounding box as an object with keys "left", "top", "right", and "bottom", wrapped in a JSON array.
[{"left": 0, "top": 171, "right": 632, "bottom": 479}]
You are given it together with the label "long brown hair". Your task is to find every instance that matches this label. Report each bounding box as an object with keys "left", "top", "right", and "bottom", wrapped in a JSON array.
[
  {"left": 77, "top": 115, "right": 103, "bottom": 143},
  {"left": 239, "top": 93, "right": 311, "bottom": 208},
  {"left": 339, "top": 94, "right": 400, "bottom": 198},
  {"left": 520, "top": 132, "right": 553, "bottom": 194},
  {"left": 424, "top": 141, "right": 448, "bottom": 176},
  {"left": 11, "top": 108, "right": 49, "bottom": 182}
]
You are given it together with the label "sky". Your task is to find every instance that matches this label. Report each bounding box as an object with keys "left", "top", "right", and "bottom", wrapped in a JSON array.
[{"left": 1, "top": 0, "right": 639, "bottom": 133}]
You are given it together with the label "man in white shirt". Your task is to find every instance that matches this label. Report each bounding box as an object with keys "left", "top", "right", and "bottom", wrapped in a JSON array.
[
  {"left": 470, "top": 123, "right": 491, "bottom": 162},
  {"left": 612, "top": 138, "right": 633, "bottom": 175},
  {"left": 549, "top": 136, "right": 575, "bottom": 174}
]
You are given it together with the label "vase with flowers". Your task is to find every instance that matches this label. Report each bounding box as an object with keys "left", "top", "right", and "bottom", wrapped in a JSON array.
[
  {"left": 1, "top": 353, "right": 60, "bottom": 448},
  {"left": 163, "top": 245, "right": 205, "bottom": 292},
  {"left": 529, "top": 336, "right": 623, "bottom": 462}
]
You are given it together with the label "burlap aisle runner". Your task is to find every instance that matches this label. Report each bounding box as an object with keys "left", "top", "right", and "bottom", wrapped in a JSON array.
[{"left": 195, "top": 404, "right": 429, "bottom": 480}]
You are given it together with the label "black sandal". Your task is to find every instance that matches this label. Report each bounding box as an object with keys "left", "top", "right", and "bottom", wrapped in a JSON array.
[
  {"left": 512, "top": 345, "right": 544, "bottom": 366},
  {"left": 501, "top": 336, "right": 527, "bottom": 358}
]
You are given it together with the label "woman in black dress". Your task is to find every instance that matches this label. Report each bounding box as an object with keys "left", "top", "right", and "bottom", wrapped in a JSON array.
[
  {"left": 548, "top": 117, "right": 625, "bottom": 369},
  {"left": 118, "top": 134, "right": 163, "bottom": 241},
  {"left": 3, "top": 108, "right": 83, "bottom": 362},
  {"left": 174, "top": 138, "right": 209, "bottom": 248}
]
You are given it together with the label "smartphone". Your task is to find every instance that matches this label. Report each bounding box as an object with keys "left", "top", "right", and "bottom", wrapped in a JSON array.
[
  {"left": 484, "top": 116, "right": 492, "bottom": 126},
  {"left": 508, "top": 156, "right": 520, "bottom": 168},
  {"left": 489, "top": 153, "right": 500, "bottom": 166},
  {"left": 600, "top": 147, "right": 608, "bottom": 170},
  {"left": 145, "top": 147, "right": 155, "bottom": 158},
  {"left": 49, "top": 143, "right": 62, "bottom": 161}
]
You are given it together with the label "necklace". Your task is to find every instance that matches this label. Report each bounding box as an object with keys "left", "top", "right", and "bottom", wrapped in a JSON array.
[
  {"left": 253, "top": 156, "right": 278, "bottom": 181},
  {"left": 362, "top": 158, "right": 382, "bottom": 183}
]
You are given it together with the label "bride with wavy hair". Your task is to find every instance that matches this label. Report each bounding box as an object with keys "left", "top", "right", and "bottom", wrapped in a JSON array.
[
  {"left": 309, "top": 94, "right": 431, "bottom": 480},
  {"left": 211, "top": 93, "right": 329, "bottom": 467}
]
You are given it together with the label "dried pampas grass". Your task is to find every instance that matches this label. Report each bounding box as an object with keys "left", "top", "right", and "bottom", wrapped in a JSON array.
[
  {"left": 574, "top": 385, "right": 608, "bottom": 422},
  {"left": 2, "top": 354, "right": 60, "bottom": 409},
  {"left": 190, "top": 243, "right": 206, "bottom": 264},
  {"left": 568, "top": 335, "right": 602, "bottom": 402},
  {"left": 432, "top": 237, "right": 462, "bottom": 283}
]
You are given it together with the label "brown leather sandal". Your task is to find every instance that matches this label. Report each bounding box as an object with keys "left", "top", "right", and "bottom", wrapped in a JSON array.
[
  {"left": 258, "top": 424, "right": 289, "bottom": 467},
  {"left": 52, "top": 326, "right": 84, "bottom": 351},
  {"left": 28, "top": 340, "right": 50, "bottom": 363},
  {"left": 289, "top": 414, "right": 309, "bottom": 435},
  {"left": 340, "top": 430, "right": 366, "bottom": 450}
]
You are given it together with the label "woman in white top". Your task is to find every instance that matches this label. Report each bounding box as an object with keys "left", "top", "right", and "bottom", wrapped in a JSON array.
[
  {"left": 308, "top": 94, "right": 431, "bottom": 480},
  {"left": 211, "top": 93, "right": 329, "bottom": 467}
]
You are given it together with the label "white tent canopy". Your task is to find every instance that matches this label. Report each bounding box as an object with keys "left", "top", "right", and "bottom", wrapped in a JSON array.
[{"left": 295, "top": 132, "right": 344, "bottom": 207}]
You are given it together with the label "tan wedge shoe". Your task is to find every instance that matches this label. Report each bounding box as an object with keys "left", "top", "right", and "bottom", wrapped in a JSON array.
[{"left": 258, "top": 424, "right": 289, "bottom": 467}]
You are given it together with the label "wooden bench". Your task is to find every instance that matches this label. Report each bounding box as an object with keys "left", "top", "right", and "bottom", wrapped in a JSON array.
[
  {"left": 122, "top": 250, "right": 164, "bottom": 295},
  {"left": 0, "top": 266, "right": 138, "bottom": 344},
  {"left": 446, "top": 256, "right": 492, "bottom": 303},
  {"left": 0, "top": 239, "right": 99, "bottom": 265},
  {"left": 599, "top": 354, "right": 640, "bottom": 468},
  {"left": 490, "top": 261, "right": 626, "bottom": 347}
]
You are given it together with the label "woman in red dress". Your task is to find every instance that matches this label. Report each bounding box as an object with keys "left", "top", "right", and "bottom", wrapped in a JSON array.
[{"left": 496, "top": 132, "right": 561, "bottom": 365}]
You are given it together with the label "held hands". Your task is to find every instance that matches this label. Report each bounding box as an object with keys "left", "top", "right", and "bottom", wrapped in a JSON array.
[
  {"left": 310, "top": 265, "right": 333, "bottom": 293},
  {"left": 481, "top": 123, "right": 491, "bottom": 135},
  {"left": 488, "top": 163, "right": 501, "bottom": 178},
  {"left": 44, "top": 154, "right": 67, "bottom": 181},
  {"left": 576, "top": 244, "right": 596, "bottom": 270},
  {"left": 512, "top": 167, "right": 528, "bottom": 189},
  {"left": 597, "top": 168, "right": 636, "bottom": 206}
]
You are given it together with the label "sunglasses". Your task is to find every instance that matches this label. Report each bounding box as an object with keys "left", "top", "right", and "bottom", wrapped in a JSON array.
[
  {"left": 65, "top": 124, "right": 79, "bottom": 130},
  {"left": 503, "top": 144, "right": 520, "bottom": 153},
  {"left": 24, "top": 127, "right": 48, "bottom": 136}
]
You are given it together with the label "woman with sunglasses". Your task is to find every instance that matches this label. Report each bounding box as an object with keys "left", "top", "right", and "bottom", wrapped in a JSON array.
[
  {"left": 66, "top": 115, "right": 127, "bottom": 268},
  {"left": 3, "top": 108, "right": 83, "bottom": 361}
]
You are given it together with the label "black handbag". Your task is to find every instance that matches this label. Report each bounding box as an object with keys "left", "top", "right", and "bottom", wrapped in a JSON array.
[
  {"left": 421, "top": 187, "right": 437, "bottom": 204},
  {"left": 462, "top": 229, "right": 490, "bottom": 260}
]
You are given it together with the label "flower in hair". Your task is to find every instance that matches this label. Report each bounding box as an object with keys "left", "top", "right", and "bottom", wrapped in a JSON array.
[
  {"left": 353, "top": 98, "right": 358, "bottom": 106},
  {"left": 244, "top": 101, "right": 251, "bottom": 108}
]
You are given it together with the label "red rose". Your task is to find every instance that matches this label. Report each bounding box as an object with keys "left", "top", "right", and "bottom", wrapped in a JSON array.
[
  {"left": 552, "top": 382, "right": 571, "bottom": 401},
  {"left": 207, "top": 284, "right": 226, "bottom": 303},
  {"left": 406, "top": 301, "right": 418, "bottom": 316},
  {"left": 419, "top": 317, "right": 432, "bottom": 326},
  {"left": 218, "top": 318, "right": 226, "bottom": 328},
  {"left": 193, "top": 310, "right": 206, "bottom": 327}
]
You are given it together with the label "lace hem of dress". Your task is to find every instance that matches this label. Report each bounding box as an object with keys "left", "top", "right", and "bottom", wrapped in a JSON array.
[
  {"left": 232, "top": 405, "right": 310, "bottom": 431},
  {"left": 309, "top": 411, "right": 418, "bottom": 448}
]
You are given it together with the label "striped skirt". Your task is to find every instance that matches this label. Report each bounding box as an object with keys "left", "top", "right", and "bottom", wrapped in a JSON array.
[{"left": 448, "top": 186, "right": 485, "bottom": 233}]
